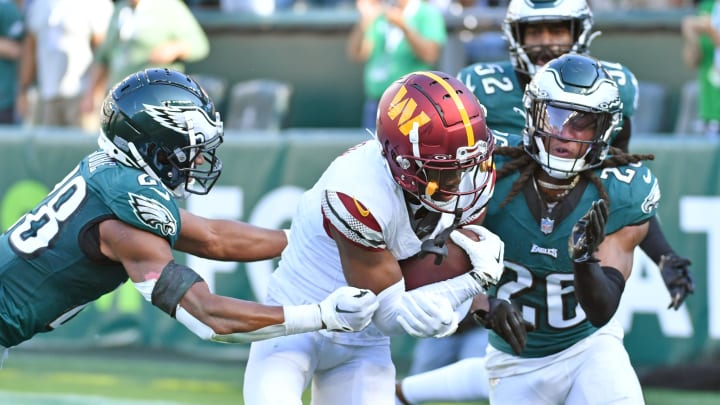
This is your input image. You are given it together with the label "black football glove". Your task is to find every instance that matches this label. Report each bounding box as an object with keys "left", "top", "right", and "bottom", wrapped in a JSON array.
[
  {"left": 569, "top": 199, "right": 608, "bottom": 263},
  {"left": 472, "top": 298, "right": 534, "bottom": 355},
  {"left": 659, "top": 253, "right": 695, "bottom": 310}
]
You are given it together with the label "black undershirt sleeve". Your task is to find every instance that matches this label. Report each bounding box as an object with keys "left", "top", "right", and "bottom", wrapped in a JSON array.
[{"left": 573, "top": 261, "right": 626, "bottom": 327}]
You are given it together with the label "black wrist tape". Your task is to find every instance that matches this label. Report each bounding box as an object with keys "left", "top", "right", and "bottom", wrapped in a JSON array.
[{"left": 151, "top": 260, "right": 204, "bottom": 317}]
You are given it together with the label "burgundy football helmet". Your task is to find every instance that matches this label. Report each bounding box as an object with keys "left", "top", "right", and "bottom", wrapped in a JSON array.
[{"left": 376, "top": 71, "right": 495, "bottom": 214}]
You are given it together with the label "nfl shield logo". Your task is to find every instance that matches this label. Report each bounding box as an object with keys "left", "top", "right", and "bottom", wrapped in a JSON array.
[{"left": 540, "top": 217, "right": 554, "bottom": 235}]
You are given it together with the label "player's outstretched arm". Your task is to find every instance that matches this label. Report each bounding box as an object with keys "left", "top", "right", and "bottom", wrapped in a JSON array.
[
  {"left": 175, "top": 209, "right": 287, "bottom": 262},
  {"left": 99, "top": 219, "right": 377, "bottom": 343}
]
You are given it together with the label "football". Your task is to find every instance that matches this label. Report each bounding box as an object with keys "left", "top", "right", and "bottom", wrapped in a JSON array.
[{"left": 399, "top": 227, "right": 479, "bottom": 290}]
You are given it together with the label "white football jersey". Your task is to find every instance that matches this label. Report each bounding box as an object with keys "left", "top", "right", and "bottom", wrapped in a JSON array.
[{"left": 266, "top": 140, "right": 493, "bottom": 346}]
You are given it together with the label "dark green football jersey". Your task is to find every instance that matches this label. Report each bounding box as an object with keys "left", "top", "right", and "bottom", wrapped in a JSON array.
[
  {"left": 0, "top": 151, "right": 181, "bottom": 347},
  {"left": 457, "top": 60, "right": 638, "bottom": 141},
  {"left": 484, "top": 134, "right": 659, "bottom": 358}
]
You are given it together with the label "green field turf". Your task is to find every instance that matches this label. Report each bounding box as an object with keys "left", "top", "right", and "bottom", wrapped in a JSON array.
[{"left": 1, "top": 348, "right": 718, "bottom": 405}]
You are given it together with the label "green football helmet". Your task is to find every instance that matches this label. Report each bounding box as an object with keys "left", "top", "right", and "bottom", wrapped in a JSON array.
[
  {"left": 503, "top": 0, "right": 596, "bottom": 77},
  {"left": 522, "top": 54, "right": 622, "bottom": 179},
  {"left": 99, "top": 68, "right": 224, "bottom": 199}
]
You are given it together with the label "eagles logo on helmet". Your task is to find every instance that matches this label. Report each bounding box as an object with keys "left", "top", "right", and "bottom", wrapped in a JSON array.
[{"left": 98, "top": 68, "right": 224, "bottom": 199}]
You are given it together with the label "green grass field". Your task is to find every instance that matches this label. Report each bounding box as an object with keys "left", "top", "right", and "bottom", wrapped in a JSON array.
[{"left": 1, "top": 348, "right": 718, "bottom": 405}]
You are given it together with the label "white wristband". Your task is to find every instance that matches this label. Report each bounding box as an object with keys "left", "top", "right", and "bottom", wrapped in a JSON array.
[
  {"left": 283, "top": 304, "right": 322, "bottom": 335},
  {"left": 412, "top": 272, "right": 485, "bottom": 309}
]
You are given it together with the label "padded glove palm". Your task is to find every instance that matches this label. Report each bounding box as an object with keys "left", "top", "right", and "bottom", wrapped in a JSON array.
[
  {"left": 569, "top": 199, "right": 608, "bottom": 263},
  {"left": 473, "top": 297, "right": 534, "bottom": 355},
  {"left": 660, "top": 253, "right": 695, "bottom": 310}
]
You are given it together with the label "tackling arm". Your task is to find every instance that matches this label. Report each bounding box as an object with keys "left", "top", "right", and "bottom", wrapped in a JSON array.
[
  {"left": 99, "top": 219, "right": 377, "bottom": 343},
  {"left": 175, "top": 209, "right": 287, "bottom": 262}
]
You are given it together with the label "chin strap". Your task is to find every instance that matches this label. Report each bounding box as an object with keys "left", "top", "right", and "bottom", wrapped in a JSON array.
[{"left": 419, "top": 209, "right": 463, "bottom": 265}]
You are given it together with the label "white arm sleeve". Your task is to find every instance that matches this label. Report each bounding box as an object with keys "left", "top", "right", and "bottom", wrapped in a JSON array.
[
  {"left": 135, "top": 280, "right": 323, "bottom": 344},
  {"left": 410, "top": 272, "right": 486, "bottom": 308},
  {"left": 176, "top": 304, "right": 322, "bottom": 344}
]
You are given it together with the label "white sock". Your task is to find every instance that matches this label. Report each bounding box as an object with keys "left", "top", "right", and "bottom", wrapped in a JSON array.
[{"left": 401, "top": 357, "right": 490, "bottom": 403}]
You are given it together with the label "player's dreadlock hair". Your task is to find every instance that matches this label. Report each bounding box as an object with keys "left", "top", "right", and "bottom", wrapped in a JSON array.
[{"left": 494, "top": 145, "right": 655, "bottom": 208}]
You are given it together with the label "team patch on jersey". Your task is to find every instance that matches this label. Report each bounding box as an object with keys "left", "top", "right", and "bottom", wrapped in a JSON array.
[
  {"left": 642, "top": 178, "right": 661, "bottom": 214},
  {"left": 530, "top": 243, "right": 558, "bottom": 258},
  {"left": 128, "top": 192, "right": 178, "bottom": 236},
  {"left": 321, "top": 190, "right": 385, "bottom": 250}
]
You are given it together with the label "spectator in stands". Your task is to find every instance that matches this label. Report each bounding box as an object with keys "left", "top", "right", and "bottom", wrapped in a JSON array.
[
  {"left": 682, "top": 0, "right": 720, "bottom": 138},
  {"left": 79, "top": 0, "right": 210, "bottom": 120},
  {"left": 346, "top": 0, "right": 447, "bottom": 131},
  {"left": 17, "top": 0, "right": 113, "bottom": 129},
  {"left": 217, "top": 0, "right": 294, "bottom": 14},
  {"left": 0, "top": 0, "right": 24, "bottom": 124}
]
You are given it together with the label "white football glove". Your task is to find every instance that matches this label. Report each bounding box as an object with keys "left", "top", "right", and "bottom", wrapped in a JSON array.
[
  {"left": 396, "top": 291, "right": 459, "bottom": 338},
  {"left": 449, "top": 224, "right": 505, "bottom": 289},
  {"left": 319, "top": 286, "right": 379, "bottom": 332}
]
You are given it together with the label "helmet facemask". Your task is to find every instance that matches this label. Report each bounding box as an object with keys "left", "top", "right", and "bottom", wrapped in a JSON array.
[
  {"left": 392, "top": 125, "right": 495, "bottom": 214},
  {"left": 521, "top": 54, "right": 622, "bottom": 179},
  {"left": 169, "top": 111, "right": 224, "bottom": 198},
  {"left": 525, "top": 103, "right": 615, "bottom": 179},
  {"left": 503, "top": 0, "right": 595, "bottom": 77}
]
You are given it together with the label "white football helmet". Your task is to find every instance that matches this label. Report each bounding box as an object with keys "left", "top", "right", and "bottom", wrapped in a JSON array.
[
  {"left": 522, "top": 54, "right": 622, "bottom": 179},
  {"left": 503, "top": 0, "right": 596, "bottom": 77}
]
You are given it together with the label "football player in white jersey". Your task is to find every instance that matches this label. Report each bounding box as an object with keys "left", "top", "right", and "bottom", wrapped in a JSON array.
[{"left": 243, "top": 71, "right": 509, "bottom": 405}]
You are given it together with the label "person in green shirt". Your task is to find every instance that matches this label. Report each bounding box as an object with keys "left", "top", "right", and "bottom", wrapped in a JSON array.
[
  {"left": 682, "top": 0, "right": 720, "bottom": 137},
  {"left": 79, "top": 0, "right": 210, "bottom": 118},
  {"left": 347, "top": 0, "right": 447, "bottom": 131}
]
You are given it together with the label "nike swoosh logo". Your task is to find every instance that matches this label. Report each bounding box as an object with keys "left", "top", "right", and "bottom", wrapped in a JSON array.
[
  {"left": 335, "top": 305, "right": 358, "bottom": 314},
  {"left": 151, "top": 188, "right": 171, "bottom": 201},
  {"left": 353, "top": 198, "right": 370, "bottom": 217},
  {"left": 643, "top": 170, "right": 652, "bottom": 183},
  {"left": 494, "top": 252, "right": 501, "bottom": 263}
]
